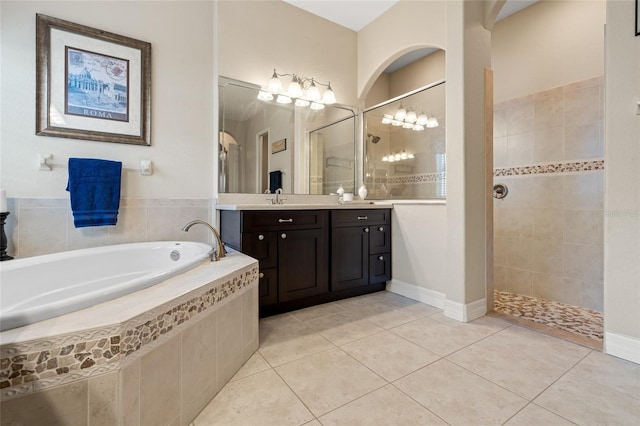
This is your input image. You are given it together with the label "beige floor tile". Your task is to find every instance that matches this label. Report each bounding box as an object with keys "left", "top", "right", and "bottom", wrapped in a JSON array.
[
  {"left": 357, "top": 304, "right": 426, "bottom": 329},
  {"left": 447, "top": 326, "right": 590, "bottom": 399},
  {"left": 230, "top": 350, "right": 271, "bottom": 381},
  {"left": 193, "top": 369, "right": 314, "bottom": 426},
  {"left": 275, "top": 348, "right": 386, "bottom": 417},
  {"left": 259, "top": 313, "right": 334, "bottom": 366},
  {"left": 341, "top": 331, "right": 440, "bottom": 381},
  {"left": 289, "top": 302, "right": 345, "bottom": 322},
  {"left": 505, "top": 404, "right": 575, "bottom": 425},
  {"left": 430, "top": 312, "right": 512, "bottom": 336},
  {"left": 302, "top": 420, "right": 322, "bottom": 426},
  {"left": 319, "top": 384, "right": 447, "bottom": 426},
  {"left": 535, "top": 371, "right": 640, "bottom": 425},
  {"left": 303, "top": 310, "right": 384, "bottom": 346},
  {"left": 390, "top": 316, "right": 487, "bottom": 356},
  {"left": 566, "top": 350, "right": 640, "bottom": 399},
  {"left": 395, "top": 359, "right": 527, "bottom": 425}
]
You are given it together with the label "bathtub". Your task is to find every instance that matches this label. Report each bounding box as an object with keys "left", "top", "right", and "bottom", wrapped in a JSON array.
[{"left": 0, "top": 241, "right": 213, "bottom": 332}]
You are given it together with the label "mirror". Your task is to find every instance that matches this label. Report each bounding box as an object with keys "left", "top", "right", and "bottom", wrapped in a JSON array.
[
  {"left": 218, "top": 77, "right": 357, "bottom": 194},
  {"left": 364, "top": 80, "right": 446, "bottom": 200}
]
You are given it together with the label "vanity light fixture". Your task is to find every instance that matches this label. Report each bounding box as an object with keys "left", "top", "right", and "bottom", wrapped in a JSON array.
[{"left": 260, "top": 69, "right": 336, "bottom": 109}]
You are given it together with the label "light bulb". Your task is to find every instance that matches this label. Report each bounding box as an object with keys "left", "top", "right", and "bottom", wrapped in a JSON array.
[
  {"left": 295, "top": 98, "right": 310, "bottom": 107},
  {"left": 391, "top": 120, "right": 403, "bottom": 126},
  {"left": 406, "top": 110, "right": 417, "bottom": 123},
  {"left": 257, "top": 90, "right": 273, "bottom": 101},
  {"left": 416, "top": 113, "right": 429, "bottom": 126},
  {"left": 306, "top": 80, "right": 321, "bottom": 102},
  {"left": 412, "top": 124, "right": 425, "bottom": 131},
  {"left": 288, "top": 76, "right": 303, "bottom": 98},
  {"left": 394, "top": 105, "right": 406, "bottom": 120},
  {"left": 276, "top": 94, "right": 292, "bottom": 104},
  {"left": 381, "top": 115, "right": 392, "bottom": 124},
  {"left": 403, "top": 122, "right": 413, "bottom": 129},
  {"left": 394, "top": 153, "right": 401, "bottom": 161},
  {"left": 268, "top": 69, "right": 283, "bottom": 93},
  {"left": 322, "top": 83, "right": 336, "bottom": 104},
  {"left": 382, "top": 155, "right": 388, "bottom": 162},
  {"left": 400, "top": 151, "right": 408, "bottom": 160},
  {"left": 408, "top": 153, "right": 415, "bottom": 159},
  {"left": 310, "top": 102, "right": 325, "bottom": 111},
  {"left": 427, "top": 117, "right": 439, "bottom": 128}
]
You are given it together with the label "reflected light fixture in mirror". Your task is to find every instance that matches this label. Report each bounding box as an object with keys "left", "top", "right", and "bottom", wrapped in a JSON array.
[
  {"left": 382, "top": 106, "right": 438, "bottom": 131},
  {"left": 258, "top": 69, "right": 337, "bottom": 110}
]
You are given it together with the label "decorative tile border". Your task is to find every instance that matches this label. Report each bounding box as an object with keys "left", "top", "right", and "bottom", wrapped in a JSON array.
[
  {"left": 0, "top": 265, "right": 258, "bottom": 400},
  {"left": 494, "top": 159, "right": 604, "bottom": 177},
  {"left": 365, "top": 172, "right": 445, "bottom": 185}
]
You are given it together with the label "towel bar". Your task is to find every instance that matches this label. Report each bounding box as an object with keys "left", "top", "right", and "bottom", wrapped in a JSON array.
[{"left": 38, "top": 154, "right": 153, "bottom": 175}]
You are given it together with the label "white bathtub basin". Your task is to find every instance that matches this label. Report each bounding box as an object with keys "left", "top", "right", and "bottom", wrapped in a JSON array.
[{"left": 0, "top": 241, "right": 213, "bottom": 332}]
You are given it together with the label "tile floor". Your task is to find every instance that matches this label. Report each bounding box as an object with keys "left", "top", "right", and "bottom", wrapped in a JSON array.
[{"left": 193, "top": 291, "right": 640, "bottom": 426}]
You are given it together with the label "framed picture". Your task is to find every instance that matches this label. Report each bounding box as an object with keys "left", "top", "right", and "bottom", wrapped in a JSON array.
[
  {"left": 272, "top": 138, "right": 287, "bottom": 154},
  {"left": 636, "top": 0, "right": 639, "bottom": 36},
  {"left": 36, "top": 14, "right": 151, "bottom": 146}
]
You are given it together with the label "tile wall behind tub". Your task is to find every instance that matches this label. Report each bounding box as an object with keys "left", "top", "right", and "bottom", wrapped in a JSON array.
[
  {"left": 4, "top": 198, "right": 212, "bottom": 258},
  {"left": 493, "top": 77, "right": 604, "bottom": 312}
]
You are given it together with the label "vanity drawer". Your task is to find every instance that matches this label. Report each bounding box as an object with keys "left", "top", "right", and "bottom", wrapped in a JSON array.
[
  {"left": 331, "top": 209, "right": 391, "bottom": 227},
  {"left": 242, "top": 210, "right": 328, "bottom": 232}
]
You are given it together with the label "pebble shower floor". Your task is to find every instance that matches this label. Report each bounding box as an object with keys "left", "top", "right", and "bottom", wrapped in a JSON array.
[{"left": 493, "top": 291, "right": 603, "bottom": 348}]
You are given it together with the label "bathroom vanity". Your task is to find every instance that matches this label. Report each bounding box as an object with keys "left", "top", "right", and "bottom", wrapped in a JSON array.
[{"left": 219, "top": 205, "right": 392, "bottom": 316}]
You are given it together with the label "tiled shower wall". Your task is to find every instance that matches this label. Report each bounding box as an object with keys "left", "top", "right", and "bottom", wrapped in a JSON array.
[
  {"left": 4, "top": 198, "right": 212, "bottom": 259},
  {"left": 493, "top": 77, "right": 604, "bottom": 312}
]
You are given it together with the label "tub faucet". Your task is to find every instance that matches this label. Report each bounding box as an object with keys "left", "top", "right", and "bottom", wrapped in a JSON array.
[{"left": 181, "top": 220, "right": 227, "bottom": 261}]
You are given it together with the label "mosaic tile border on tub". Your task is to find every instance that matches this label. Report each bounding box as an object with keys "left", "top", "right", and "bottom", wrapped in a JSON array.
[
  {"left": 0, "top": 265, "right": 258, "bottom": 400},
  {"left": 494, "top": 159, "right": 604, "bottom": 177}
]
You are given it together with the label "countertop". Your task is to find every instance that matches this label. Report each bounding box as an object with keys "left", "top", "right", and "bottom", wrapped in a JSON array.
[{"left": 215, "top": 202, "right": 394, "bottom": 211}]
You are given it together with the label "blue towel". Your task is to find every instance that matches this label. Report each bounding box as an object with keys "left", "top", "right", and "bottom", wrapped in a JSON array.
[
  {"left": 66, "top": 158, "right": 122, "bottom": 228},
  {"left": 269, "top": 170, "right": 283, "bottom": 193}
]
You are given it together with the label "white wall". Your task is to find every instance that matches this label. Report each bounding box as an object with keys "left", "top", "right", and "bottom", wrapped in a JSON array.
[
  {"left": 603, "top": 0, "right": 640, "bottom": 363},
  {"left": 0, "top": 1, "right": 214, "bottom": 199},
  {"left": 492, "top": 0, "right": 605, "bottom": 103}
]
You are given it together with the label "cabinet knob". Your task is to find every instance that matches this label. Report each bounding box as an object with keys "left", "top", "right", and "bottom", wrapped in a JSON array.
[
  {"left": 378, "top": 255, "right": 384, "bottom": 261},
  {"left": 357, "top": 216, "right": 368, "bottom": 221},
  {"left": 259, "top": 272, "right": 264, "bottom": 278},
  {"left": 281, "top": 233, "right": 287, "bottom": 239},
  {"left": 378, "top": 227, "right": 384, "bottom": 232},
  {"left": 278, "top": 218, "right": 294, "bottom": 223},
  {"left": 258, "top": 234, "right": 265, "bottom": 241},
  {"left": 364, "top": 227, "right": 370, "bottom": 233}
]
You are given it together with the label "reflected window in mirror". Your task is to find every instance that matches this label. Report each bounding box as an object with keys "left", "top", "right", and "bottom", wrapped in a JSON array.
[{"left": 364, "top": 80, "right": 446, "bottom": 200}]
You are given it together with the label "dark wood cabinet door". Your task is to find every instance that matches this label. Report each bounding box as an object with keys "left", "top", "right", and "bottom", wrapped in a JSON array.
[
  {"left": 278, "top": 228, "right": 329, "bottom": 302},
  {"left": 331, "top": 226, "right": 369, "bottom": 291},
  {"left": 369, "top": 253, "right": 391, "bottom": 284},
  {"left": 370, "top": 224, "right": 391, "bottom": 254},
  {"left": 241, "top": 232, "right": 277, "bottom": 269},
  {"left": 258, "top": 268, "right": 278, "bottom": 306}
]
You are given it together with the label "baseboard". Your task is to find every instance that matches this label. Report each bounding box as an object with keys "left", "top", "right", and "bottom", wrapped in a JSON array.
[
  {"left": 605, "top": 332, "right": 640, "bottom": 365},
  {"left": 444, "top": 297, "right": 487, "bottom": 322},
  {"left": 386, "top": 279, "right": 446, "bottom": 309}
]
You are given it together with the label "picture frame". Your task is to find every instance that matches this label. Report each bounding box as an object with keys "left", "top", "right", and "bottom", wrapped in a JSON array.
[
  {"left": 36, "top": 14, "right": 152, "bottom": 146},
  {"left": 272, "top": 138, "right": 287, "bottom": 154},
  {"left": 636, "top": 0, "right": 639, "bottom": 36}
]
